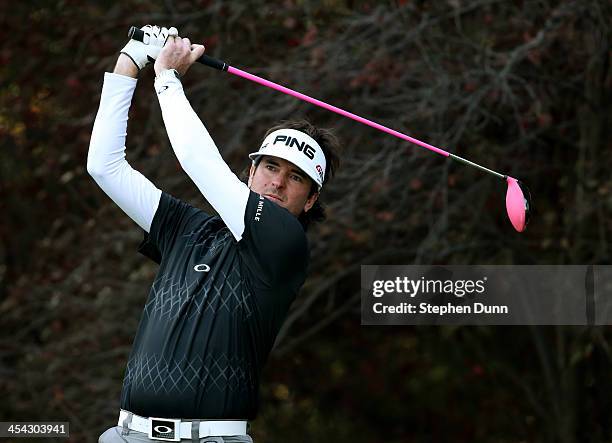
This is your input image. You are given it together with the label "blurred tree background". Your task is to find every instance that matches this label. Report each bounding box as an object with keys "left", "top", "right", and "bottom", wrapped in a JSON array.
[{"left": 1, "top": 0, "right": 611, "bottom": 442}]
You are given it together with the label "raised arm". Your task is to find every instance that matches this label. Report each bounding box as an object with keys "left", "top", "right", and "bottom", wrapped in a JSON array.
[
  {"left": 153, "top": 36, "right": 250, "bottom": 242},
  {"left": 87, "top": 56, "right": 162, "bottom": 232},
  {"left": 87, "top": 39, "right": 166, "bottom": 232},
  {"left": 88, "top": 26, "right": 184, "bottom": 233}
]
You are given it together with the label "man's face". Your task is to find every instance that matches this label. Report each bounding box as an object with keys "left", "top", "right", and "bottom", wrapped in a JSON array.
[{"left": 248, "top": 156, "right": 319, "bottom": 217}]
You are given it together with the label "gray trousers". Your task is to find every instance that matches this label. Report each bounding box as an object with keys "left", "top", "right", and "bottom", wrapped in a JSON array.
[{"left": 99, "top": 413, "right": 253, "bottom": 443}]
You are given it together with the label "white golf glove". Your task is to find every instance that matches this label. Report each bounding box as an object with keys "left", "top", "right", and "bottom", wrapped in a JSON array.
[{"left": 120, "top": 25, "right": 179, "bottom": 70}]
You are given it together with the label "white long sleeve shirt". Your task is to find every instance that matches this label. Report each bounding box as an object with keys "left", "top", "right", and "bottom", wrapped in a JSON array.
[{"left": 87, "top": 72, "right": 250, "bottom": 241}]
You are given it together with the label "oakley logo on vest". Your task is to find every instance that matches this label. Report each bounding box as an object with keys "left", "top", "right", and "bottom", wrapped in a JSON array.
[{"left": 194, "top": 264, "right": 211, "bottom": 273}]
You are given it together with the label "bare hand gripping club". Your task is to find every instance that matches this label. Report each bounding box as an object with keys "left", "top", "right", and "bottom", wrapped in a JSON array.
[{"left": 128, "top": 26, "right": 531, "bottom": 232}]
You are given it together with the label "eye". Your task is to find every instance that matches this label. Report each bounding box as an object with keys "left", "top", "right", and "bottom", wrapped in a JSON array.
[
  {"left": 291, "top": 174, "right": 303, "bottom": 182},
  {"left": 266, "top": 164, "right": 277, "bottom": 171}
]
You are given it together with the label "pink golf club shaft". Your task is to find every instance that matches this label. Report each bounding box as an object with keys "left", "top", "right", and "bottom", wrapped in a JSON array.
[
  {"left": 229, "top": 66, "right": 507, "bottom": 179},
  {"left": 127, "top": 26, "right": 507, "bottom": 180},
  {"left": 228, "top": 66, "right": 449, "bottom": 157}
]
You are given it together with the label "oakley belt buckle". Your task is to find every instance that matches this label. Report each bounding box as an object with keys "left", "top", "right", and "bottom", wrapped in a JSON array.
[{"left": 148, "top": 417, "right": 181, "bottom": 442}]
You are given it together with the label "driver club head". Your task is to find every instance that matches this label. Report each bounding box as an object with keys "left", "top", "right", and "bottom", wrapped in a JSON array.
[{"left": 505, "top": 177, "right": 532, "bottom": 232}]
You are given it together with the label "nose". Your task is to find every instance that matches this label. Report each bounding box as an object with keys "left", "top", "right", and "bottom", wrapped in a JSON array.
[{"left": 270, "top": 172, "right": 287, "bottom": 189}]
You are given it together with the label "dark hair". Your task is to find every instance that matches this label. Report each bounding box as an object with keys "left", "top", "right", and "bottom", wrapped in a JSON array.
[{"left": 244, "top": 119, "right": 341, "bottom": 229}]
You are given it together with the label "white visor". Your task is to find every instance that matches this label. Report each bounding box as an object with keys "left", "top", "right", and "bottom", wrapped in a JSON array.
[{"left": 249, "top": 129, "right": 326, "bottom": 190}]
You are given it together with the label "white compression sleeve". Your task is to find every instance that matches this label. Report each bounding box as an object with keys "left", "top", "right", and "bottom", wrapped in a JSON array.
[
  {"left": 87, "top": 73, "right": 162, "bottom": 233},
  {"left": 154, "top": 73, "right": 250, "bottom": 241}
]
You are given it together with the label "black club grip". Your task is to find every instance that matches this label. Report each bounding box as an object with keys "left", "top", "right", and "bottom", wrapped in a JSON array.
[
  {"left": 127, "top": 26, "right": 145, "bottom": 42},
  {"left": 127, "top": 26, "right": 228, "bottom": 71}
]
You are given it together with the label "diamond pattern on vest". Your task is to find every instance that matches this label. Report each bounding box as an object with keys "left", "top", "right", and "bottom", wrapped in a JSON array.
[
  {"left": 143, "top": 274, "right": 198, "bottom": 321},
  {"left": 188, "top": 267, "right": 253, "bottom": 320},
  {"left": 182, "top": 225, "right": 232, "bottom": 251},
  {"left": 144, "top": 267, "right": 253, "bottom": 322},
  {"left": 121, "top": 352, "right": 254, "bottom": 397}
]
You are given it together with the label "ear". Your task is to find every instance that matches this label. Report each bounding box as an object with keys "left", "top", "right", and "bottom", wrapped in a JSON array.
[
  {"left": 247, "top": 163, "right": 256, "bottom": 186},
  {"left": 303, "top": 191, "right": 319, "bottom": 213}
]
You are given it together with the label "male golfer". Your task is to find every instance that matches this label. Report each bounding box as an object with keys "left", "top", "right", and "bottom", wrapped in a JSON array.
[{"left": 88, "top": 26, "right": 340, "bottom": 442}]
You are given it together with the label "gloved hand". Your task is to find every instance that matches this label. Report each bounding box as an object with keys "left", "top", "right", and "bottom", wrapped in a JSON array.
[{"left": 120, "top": 25, "right": 179, "bottom": 70}]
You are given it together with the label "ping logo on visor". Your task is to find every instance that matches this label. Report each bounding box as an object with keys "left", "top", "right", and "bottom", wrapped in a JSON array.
[
  {"left": 271, "top": 134, "right": 316, "bottom": 159},
  {"left": 249, "top": 129, "right": 327, "bottom": 190}
]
